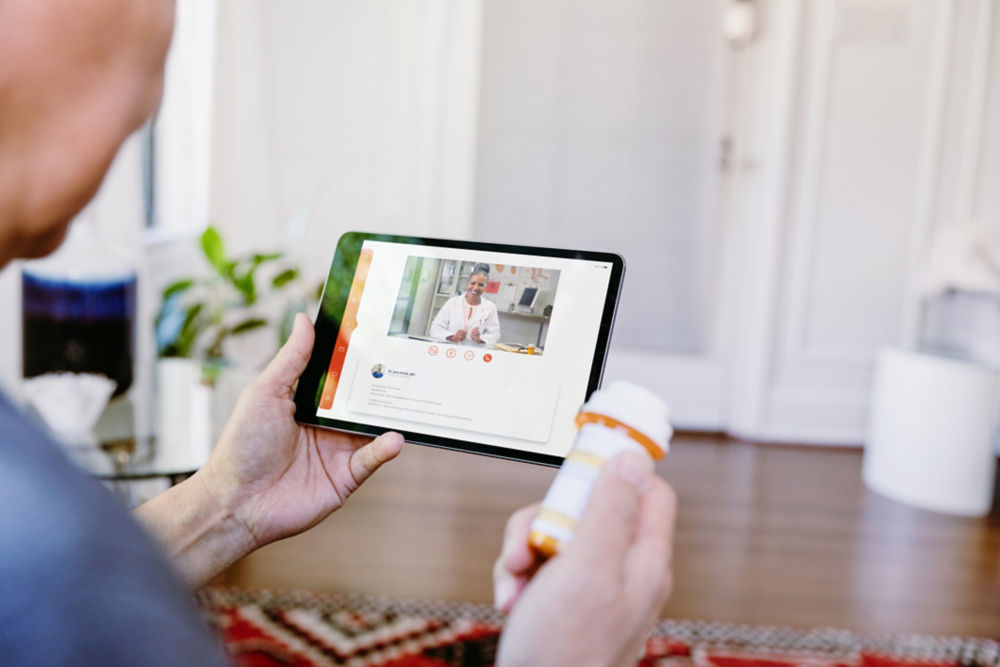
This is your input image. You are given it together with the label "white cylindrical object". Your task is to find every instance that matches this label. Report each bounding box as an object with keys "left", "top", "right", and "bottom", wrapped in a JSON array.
[
  {"left": 529, "top": 381, "right": 672, "bottom": 557},
  {"left": 155, "top": 358, "right": 213, "bottom": 467},
  {"left": 863, "top": 347, "right": 1000, "bottom": 516}
]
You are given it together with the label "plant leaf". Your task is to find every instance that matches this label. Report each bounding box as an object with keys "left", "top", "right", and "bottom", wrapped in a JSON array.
[
  {"left": 230, "top": 318, "right": 268, "bottom": 334},
  {"left": 181, "top": 302, "right": 204, "bottom": 331},
  {"left": 162, "top": 278, "right": 194, "bottom": 301},
  {"left": 174, "top": 302, "right": 206, "bottom": 357},
  {"left": 200, "top": 361, "right": 224, "bottom": 387},
  {"left": 315, "top": 370, "right": 328, "bottom": 407},
  {"left": 279, "top": 298, "right": 307, "bottom": 345},
  {"left": 155, "top": 293, "right": 187, "bottom": 356},
  {"left": 235, "top": 271, "right": 256, "bottom": 305},
  {"left": 272, "top": 268, "right": 299, "bottom": 288},
  {"left": 201, "top": 226, "right": 229, "bottom": 277},
  {"left": 253, "top": 252, "right": 282, "bottom": 264}
]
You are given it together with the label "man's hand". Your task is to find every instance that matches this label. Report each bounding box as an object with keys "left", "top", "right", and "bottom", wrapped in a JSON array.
[
  {"left": 201, "top": 312, "right": 403, "bottom": 546},
  {"left": 135, "top": 313, "right": 403, "bottom": 588},
  {"left": 470, "top": 326, "right": 483, "bottom": 343},
  {"left": 493, "top": 452, "right": 676, "bottom": 667},
  {"left": 449, "top": 329, "right": 467, "bottom": 342}
]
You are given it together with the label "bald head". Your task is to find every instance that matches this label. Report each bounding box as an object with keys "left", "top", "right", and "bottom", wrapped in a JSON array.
[{"left": 0, "top": 0, "right": 175, "bottom": 265}]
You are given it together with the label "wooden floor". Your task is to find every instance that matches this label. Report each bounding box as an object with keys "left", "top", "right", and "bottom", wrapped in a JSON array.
[{"left": 227, "top": 434, "right": 1000, "bottom": 638}]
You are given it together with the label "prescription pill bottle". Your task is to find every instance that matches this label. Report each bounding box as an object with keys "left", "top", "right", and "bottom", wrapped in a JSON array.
[{"left": 528, "top": 381, "right": 672, "bottom": 558}]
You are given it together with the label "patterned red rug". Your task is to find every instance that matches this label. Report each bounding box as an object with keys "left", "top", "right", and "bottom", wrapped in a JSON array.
[{"left": 196, "top": 587, "right": 1000, "bottom": 667}]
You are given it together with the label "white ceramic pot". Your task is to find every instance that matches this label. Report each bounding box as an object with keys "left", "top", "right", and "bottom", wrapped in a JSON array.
[
  {"left": 863, "top": 347, "right": 1000, "bottom": 516},
  {"left": 154, "top": 358, "right": 258, "bottom": 467},
  {"left": 155, "top": 358, "right": 215, "bottom": 466}
]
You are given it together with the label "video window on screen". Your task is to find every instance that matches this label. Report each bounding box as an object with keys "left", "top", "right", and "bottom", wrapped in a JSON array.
[{"left": 386, "top": 257, "right": 562, "bottom": 355}]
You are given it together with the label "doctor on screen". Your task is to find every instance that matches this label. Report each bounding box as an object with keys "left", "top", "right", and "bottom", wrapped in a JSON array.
[{"left": 430, "top": 264, "right": 501, "bottom": 345}]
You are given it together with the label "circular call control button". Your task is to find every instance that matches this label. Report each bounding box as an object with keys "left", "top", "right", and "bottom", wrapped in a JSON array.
[
  {"left": 464, "top": 351, "right": 475, "bottom": 361},
  {"left": 428, "top": 345, "right": 439, "bottom": 356},
  {"left": 445, "top": 348, "right": 457, "bottom": 359},
  {"left": 483, "top": 353, "right": 493, "bottom": 363}
]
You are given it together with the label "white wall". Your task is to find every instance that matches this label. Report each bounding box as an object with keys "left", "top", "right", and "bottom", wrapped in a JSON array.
[
  {"left": 473, "top": 0, "right": 737, "bottom": 433},
  {"left": 154, "top": 0, "right": 217, "bottom": 236},
  {"left": 474, "top": 0, "right": 726, "bottom": 355},
  {"left": 209, "top": 0, "right": 482, "bottom": 283},
  {"left": 725, "top": 0, "right": 1000, "bottom": 444},
  {"left": 475, "top": 0, "right": 1000, "bottom": 444}
]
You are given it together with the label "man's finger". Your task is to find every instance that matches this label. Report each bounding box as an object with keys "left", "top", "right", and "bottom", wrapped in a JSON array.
[
  {"left": 493, "top": 564, "right": 530, "bottom": 613},
  {"left": 347, "top": 431, "right": 404, "bottom": 490},
  {"left": 493, "top": 503, "right": 541, "bottom": 611},
  {"left": 501, "top": 502, "right": 541, "bottom": 575},
  {"left": 623, "top": 478, "right": 677, "bottom": 618},
  {"left": 571, "top": 451, "right": 652, "bottom": 567},
  {"left": 258, "top": 312, "right": 313, "bottom": 392}
]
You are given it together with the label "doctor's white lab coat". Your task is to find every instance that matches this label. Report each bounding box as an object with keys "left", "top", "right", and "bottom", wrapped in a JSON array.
[{"left": 429, "top": 295, "right": 501, "bottom": 344}]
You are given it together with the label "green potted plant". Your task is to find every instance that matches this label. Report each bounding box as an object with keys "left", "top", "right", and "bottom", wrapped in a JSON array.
[
  {"left": 152, "top": 226, "right": 315, "bottom": 451},
  {"left": 155, "top": 226, "right": 304, "bottom": 383}
]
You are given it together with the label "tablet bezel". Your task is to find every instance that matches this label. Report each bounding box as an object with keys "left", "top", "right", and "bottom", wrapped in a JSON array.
[{"left": 293, "top": 232, "right": 625, "bottom": 467}]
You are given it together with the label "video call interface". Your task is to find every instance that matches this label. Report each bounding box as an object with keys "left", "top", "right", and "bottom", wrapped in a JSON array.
[{"left": 315, "top": 240, "right": 614, "bottom": 457}]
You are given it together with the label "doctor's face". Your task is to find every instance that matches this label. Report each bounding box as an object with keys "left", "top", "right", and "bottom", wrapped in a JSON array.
[{"left": 466, "top": 273, "right": 488, "bottom": 299}]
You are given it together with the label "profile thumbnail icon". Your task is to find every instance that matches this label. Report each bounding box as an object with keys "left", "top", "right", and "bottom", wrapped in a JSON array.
[{"left": 371, "top": 363, "right": 385, "bottom": 379}]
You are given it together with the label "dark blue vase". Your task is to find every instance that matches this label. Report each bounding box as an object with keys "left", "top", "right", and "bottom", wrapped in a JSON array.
[
  {"left": 22, "top": 272, "right": 136, "bottom": 398},
  {"left": 20, "top": 221, "right": 137, "bottom": 399}
]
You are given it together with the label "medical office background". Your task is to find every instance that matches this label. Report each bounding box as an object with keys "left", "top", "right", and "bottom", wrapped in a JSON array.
[
  {"left": 1, "top": 0, "right": 999, "bottom": 449},
  {"left": 388, "top": 257, "right": 560, "bottom": 351}
]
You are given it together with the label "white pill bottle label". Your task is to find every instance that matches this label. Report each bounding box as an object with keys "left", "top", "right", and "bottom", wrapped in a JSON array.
[{"left": 529, "top": 381, "right": 672, "bottom": 558}]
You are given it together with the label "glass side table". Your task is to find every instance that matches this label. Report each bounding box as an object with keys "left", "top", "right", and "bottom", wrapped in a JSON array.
[
  {"left": 55, "top": 396, "right": 215, "bottom": 508},
  {"left": 10, "top": 363, "right": 231, "bottom": 508},
  {"left": 64, "top": 433, "right": 209, "bottom": 507}
]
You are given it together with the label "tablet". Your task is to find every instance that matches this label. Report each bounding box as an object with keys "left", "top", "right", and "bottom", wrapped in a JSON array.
[{"left": 293, "top": 232, "right": 624, "bottom": 467}]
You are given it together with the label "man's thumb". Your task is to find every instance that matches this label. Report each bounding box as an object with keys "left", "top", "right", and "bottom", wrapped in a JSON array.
[{"left": 258, "top": 312, "right": 314, "bottom": 391}]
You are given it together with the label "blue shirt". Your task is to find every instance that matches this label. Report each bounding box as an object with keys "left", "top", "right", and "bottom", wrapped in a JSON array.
[{"left": 0, "top": 391, "right": 226, "bottom": 665}]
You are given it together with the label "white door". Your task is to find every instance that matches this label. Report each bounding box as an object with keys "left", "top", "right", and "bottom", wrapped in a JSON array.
[{"left": 474, "top": 0, "right": 731, "bottom": 428}]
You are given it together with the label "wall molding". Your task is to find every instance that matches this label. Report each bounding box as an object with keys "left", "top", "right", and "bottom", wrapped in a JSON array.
[
  {"left": 898, "top": 0, "right": 957, "bottom": 347},
  {"left": 723, "top": 0, "right": 806, "bottom": 436},
  {"left": 955, "top": 0, "right": 995, "bottom": 223},
  {"left": 780, "top": 0, "right": 839, "bottom": 368},
  {"left": 155, "top": 0, "right": 217, "bottom": 235},
  {"left": 427, "top": 0, "right": 482, "bottom": 240}
]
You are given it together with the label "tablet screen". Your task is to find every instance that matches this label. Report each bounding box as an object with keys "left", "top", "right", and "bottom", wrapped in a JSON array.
[{"left": 294, "top": 233, "right": 623, "bottom": 466}]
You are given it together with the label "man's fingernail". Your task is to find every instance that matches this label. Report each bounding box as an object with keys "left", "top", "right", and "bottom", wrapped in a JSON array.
[{"left": 615, "top": 451, "right": 653, "bottom": 491}]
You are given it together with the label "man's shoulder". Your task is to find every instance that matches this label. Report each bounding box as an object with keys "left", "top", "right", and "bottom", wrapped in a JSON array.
[
  {"left": 0, "top": 393, "right": 227, "bottom": 664},
  {"left": 0, "top": 393, "right": 127, "bottom": 554},
  {"left": 0, "top": 394, "right": 162, "bottom": 600}
]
